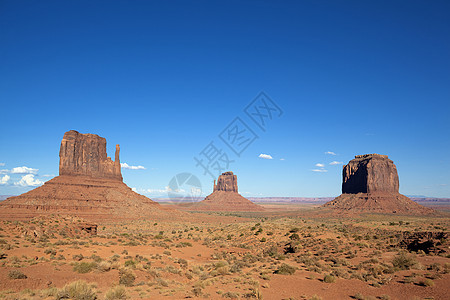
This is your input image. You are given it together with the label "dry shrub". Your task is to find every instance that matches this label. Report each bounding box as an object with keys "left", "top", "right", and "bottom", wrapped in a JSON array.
[
  {"left": 56, "top": 280, "right": 96, "bottom": 300},
  {"left": 104, "top": 285, "right": 128, "bottom": 300},
  {"left": 119, "top": 268, "right": 136, "bottom": 287},
  {"left": 274, "top": 263, "right": 296, "bottom": 275},
  {"left": 8, "top": 270, "right": 27, "bottom": 279},
  {"left": 392, "top": 251, "right": 418, "bottom": 270}
]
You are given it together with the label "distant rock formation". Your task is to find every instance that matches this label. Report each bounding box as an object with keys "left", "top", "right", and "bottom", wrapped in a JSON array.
[
  {"left": 323, "top": 154, "right": 434, "bottom": 215},
  {"left": 59, "top": 130, "right": 122, "bottom": 180},
  {"left": 0, "top": 130, "right": 177, "bottom": 221},
  {"left": 191, "top": 172, "right": 264, "bottom": 212}
]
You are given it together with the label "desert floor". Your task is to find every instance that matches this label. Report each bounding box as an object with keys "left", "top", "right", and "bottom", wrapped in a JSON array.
[{"left": 0, "top": 203, "right": 449, "bottom": 300}]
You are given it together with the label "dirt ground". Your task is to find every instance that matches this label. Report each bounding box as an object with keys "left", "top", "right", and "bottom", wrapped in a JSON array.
[{"left": 0, "top": 203, "right": 449, "bottom": 300}]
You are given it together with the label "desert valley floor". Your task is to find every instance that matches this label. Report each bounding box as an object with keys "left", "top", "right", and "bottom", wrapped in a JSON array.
[{"left": 0, "top": 202, "right": 449, "bottom": 300}]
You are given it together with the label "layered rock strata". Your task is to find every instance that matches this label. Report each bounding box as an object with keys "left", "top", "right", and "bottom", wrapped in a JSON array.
[
  {"left": 323, "top": 154, "right": 434, "bottom": 215},
  {"left": 192, "top": 172, "right": 264, "bottom": 212}
]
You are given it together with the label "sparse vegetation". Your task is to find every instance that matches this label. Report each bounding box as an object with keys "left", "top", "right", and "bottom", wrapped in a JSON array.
[
  {"left": 274, "top": 263, "right": 297, "bottom": 275},
  {"left": 104, "top": 285, "right": 128, "bottom": 299},
  {"left": 56, "top": 280, "right": 96, "bottom": 300},
  {"left": 118, "top": 268, "right": 136, "bottom": 287},
  {"left": 8, "top": 270, "right": 27, "bottom": 279},
  {"left": 0, "top": 210, "right": 448, "bottom": 299}
]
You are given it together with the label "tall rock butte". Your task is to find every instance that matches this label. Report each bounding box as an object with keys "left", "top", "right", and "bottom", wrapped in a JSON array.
[
  {"left": 0, "top": 130, "right": 177, "bottom": 221},
  {"left": 323, "top": 154, "right": 434, "bottom": 215},
  {"left": 192, "top": 171, "right": 264, "bottom": 212},
  {"left": 59, "top": 130, "right": 122, "bottom": 180}
]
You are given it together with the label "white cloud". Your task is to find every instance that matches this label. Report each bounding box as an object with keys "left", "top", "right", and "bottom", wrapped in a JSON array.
[
  {"left": 315, "top": 163, "right": 325, "bottom": 167},
  {"left": 0, "top": 163, "right": 5, "bottom": 166},
  {"left": 0, "top": 175, "right": 10, "bottom": 185},
  {"left": 121, "top": 163, "right": 146, "bottom": 170},
  {"left": 312, "top": 169, "right": 328, "bottom": 173},
  {"left": 330, "top": 161, "right": 343, "bottom": 165},
  {"left": 0, "top": 169, "right": 8, "bottom": 174},
  {"left": 258, "top": 154, "right": 273, "bottom": 160},
  {"left": 134, "top": 186, "right": 172, "bottom": 195},
  {"left": 280, "top": 158, "right": 285, "bottom": 161},
  {"left": 42, "top": 174, "right": 56, "bottom": 177},
  {"left": 11, "top": 166, "right": 38, "bottom": 174},
  {"left": 325, "top": 151, "right": 337, "bottom": 155},
  {"left": 15, "top": 174, "right": 43, "bottom": 187}
]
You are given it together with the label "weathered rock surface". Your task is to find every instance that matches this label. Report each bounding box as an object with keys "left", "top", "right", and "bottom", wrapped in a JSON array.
[
  {"left": 398, "top": 231, "right": 448, "bottom": 254},
  {"left": 0, "top": 130, "right": 178, "bottom": 221},
  {"left": 192, "top": 172, "right": 264, "bottom": 212},
  {"left": 59, "top": 130, "right": 122, "bottom": 180},
  {"left": 214, "top": 171, "right": 238, "bottom": 192},
  {"left": 323, "top": 154, "right": 434, "bottom": 215},
  {"left": 342, "top": 154, "right": 399, "bottom": 194}
]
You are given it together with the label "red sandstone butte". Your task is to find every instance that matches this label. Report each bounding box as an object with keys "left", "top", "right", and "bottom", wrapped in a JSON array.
[
  {"left": 192, "top": 171, "right": 264, "bottom": 212},
  {"left": 323, "top": 154, "right": 434, "bottom": 215},
  {"left": 0, "top": 130, "right": 177, "bottom": 221}
]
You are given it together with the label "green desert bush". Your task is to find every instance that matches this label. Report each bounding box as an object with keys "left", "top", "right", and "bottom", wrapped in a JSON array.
[
  {"left": 323, "top": 274, "right": 336, "bottom": 283},
  {"left": 104, "top": 285, "right": 128, "bottom": 300},
  {"left": 419, "top": 278, "right": 435, "bottom": 287},
  {"left": 56, "top": 280, "right": 96, "bottom": 300},
  {"left": 73, "top": 262, "right": 97, "bottom": 273},
  {"left": 8, "top": 269, "right": 27, "bottom": 279},
  {"left": 119, "top": 268, "right": 136, "bottom": 287},
  {"left": 392, "top": 251, "right": 418, "bottom": 270},
  {"left": 274, "top": 263, "right": 296, "bottom": 275}
]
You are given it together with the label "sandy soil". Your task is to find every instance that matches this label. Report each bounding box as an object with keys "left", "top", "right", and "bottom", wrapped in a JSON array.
[{"left": 0, "top": 204, "right": 449, "bottom": 300}]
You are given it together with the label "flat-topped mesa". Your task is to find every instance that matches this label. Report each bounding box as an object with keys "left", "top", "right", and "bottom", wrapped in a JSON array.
[
  {"left": 59, "top": 130, "right": 122, "bottom": 181},
  {"left": 342, "top": 153, "right": 399, "bottom": 194},
  {"left": 322, "top": 153, "right": 434, "bottom": 215},
  {"left": 213, "top": 171, "right": 238, "bottom": 193}
]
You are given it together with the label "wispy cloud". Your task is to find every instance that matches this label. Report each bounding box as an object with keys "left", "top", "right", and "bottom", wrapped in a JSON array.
[
  {"left": 121, "top": 163, "right": 146, "bottom": 170},
  {"left": 312, "top": 169, "right": 328, "bottom": 173},
  {"left": 0, "top": 163, "right": 5, "bottom": 167},
  {"left": 315, "top": 163, "right": 325, "bottom": 167},
  {"left": 0, "top": 169, "right": 8, "bottom": 174},
  {"left": 325, "top": 151, "right": 337, "bottom": 155},
  {"left": 258, "top": 154, "right": 273, "bottom": 160},
  {"left": 0, "top": 175, "right": 10, "bottom": 185},
  {"left": 14, "top": 174, "right": 43, "bottom": 187},
  {"left": 329, "top": 161, "right": 343, "bottom": 165},
  {"left": 280, "top": 158, "right": 285, "bottom": 161},
  {"left": 10, "top": 166, "right": 38, "bottom": 174}
]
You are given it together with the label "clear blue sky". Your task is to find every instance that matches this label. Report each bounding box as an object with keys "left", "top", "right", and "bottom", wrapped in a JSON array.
[{"left": 1, "top": 0, "right": 449, "bottom": 198}]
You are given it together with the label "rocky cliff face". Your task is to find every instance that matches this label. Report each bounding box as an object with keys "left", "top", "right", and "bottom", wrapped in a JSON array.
[
  {"left": 323, "top": 154, "right": 434, "bottom": 215},
  {"left": 59, "top": 130, "right": 122, "bottom": 181},
  {"left": 214, "top": 171, "right": 238, "bottom": 192},
  {"left": 0, "top": 130, "right": 180, "bottom": 221},
  {"left": 342, "top": 154, "right": 399, "bottom": 194}
]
